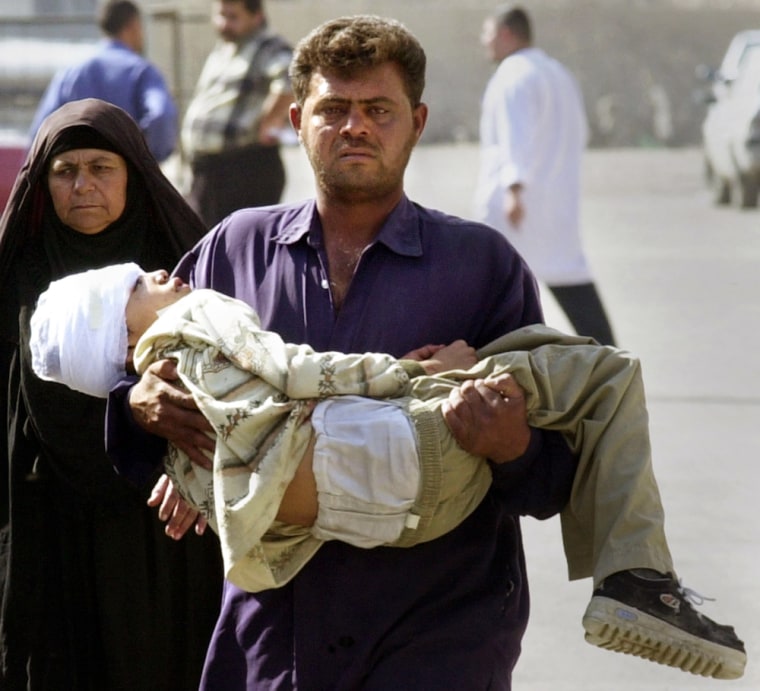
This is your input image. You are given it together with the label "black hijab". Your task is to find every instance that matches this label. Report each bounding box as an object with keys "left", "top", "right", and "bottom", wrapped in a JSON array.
[
  {"left": 0, "top": 99, "right": 206, "bottom": 502},
  {"left": 0, "top": 98, "right": 205, "bottom": 316}
]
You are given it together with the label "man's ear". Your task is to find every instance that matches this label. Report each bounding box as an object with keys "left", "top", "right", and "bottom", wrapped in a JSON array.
[
  {"left": 412, "top": 102, "right": 429, "bottom": 143},
  {"left": 289, "top": 104, "right": 303, "bottom": 140}
]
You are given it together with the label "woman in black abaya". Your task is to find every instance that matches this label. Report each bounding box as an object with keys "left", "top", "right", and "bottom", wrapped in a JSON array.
[{"left": 0, "top": 99, "right": 223, "bottom": 690}]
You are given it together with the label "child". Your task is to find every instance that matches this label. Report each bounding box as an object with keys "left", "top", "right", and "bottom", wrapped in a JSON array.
[{"left": 30, "top": 263, "right": 746, "bottom": 680}]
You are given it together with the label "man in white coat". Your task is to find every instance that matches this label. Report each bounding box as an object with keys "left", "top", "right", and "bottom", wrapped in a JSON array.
[{"left": 474, "top": 5, "right": 616, "bottom": 346}]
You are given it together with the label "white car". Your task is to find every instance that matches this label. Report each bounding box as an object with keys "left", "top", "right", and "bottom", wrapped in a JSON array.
[{"left": 701, "top": 32, "right": 760, "bottom": 208}]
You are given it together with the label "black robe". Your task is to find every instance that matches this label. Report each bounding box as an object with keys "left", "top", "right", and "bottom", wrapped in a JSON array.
[{"left": 0, "top": 99, "right": 223, "bottom": 690}]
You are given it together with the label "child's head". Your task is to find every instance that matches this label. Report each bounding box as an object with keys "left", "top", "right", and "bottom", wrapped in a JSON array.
[{"left": 30, "top": 263, "right": 190, "bottom": 397}]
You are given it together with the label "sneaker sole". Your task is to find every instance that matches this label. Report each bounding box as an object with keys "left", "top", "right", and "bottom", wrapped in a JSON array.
[{"left": 582, "top": 595, "right": 746, "bottom": 680}]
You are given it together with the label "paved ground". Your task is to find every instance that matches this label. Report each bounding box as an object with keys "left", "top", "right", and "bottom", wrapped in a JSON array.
[{"left": 280, "top": 144, "right": 759, "bottom": 690}]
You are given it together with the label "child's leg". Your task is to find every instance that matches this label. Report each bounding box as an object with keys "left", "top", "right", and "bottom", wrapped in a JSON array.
[
  {"left": 424, "top": 328, "right": 674, "bottom": 586},
  {"left": 506, "top": 343, "right": 674, "bottom": 587},
  {"left": 473, "top": 326, "right": 745, "bottom": 679}
]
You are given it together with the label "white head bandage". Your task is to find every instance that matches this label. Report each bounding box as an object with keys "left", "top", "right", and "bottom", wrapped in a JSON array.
[{"left": 30, "top": 263, "right": 143, "bottom": 398}]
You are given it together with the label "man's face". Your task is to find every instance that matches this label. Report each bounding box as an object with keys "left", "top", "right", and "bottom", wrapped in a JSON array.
[
  {"left": 126, "top": 15, "right": 144, "bottom": 54},
  {"left": 480, "top": 18, "right": 511, "bottom": 63},
  {"left": 213, "top": 1, "right": 261, "bottom": 42},
  {"left": 290, "top": 62, "right": 428, "bottom": 204}
]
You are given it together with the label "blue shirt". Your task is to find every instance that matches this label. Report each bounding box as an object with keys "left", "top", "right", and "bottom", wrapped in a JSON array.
[
  {"left": 30, "top": 40, "right": 177, "bottom": 162},
  {"left": 108, "top": 196, "right": 577, "bottom": 690}
]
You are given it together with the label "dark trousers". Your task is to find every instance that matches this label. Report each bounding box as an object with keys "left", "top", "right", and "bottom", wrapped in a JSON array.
[
  {"left": 188, "top": 143, "right": 286, "bottom": 228},
  {"left": 548, "top": 282, "right": 617, "bottom": 346}
]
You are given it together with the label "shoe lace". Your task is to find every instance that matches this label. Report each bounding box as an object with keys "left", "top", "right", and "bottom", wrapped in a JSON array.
[{"left": 678, "top": 580, "right": 716, "bottom": 607}]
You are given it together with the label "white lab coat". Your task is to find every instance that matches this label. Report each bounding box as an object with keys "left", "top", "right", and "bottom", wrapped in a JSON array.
[{"left": 474, "top": 47, "right": 593, "bottom": 285}]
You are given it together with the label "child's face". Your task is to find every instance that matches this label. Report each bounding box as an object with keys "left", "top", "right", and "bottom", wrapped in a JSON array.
[{"left": 125, "top": 270, "right": 191, "bottom": 353}]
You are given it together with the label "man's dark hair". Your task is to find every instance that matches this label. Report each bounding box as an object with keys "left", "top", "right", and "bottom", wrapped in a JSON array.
[
  {"left": 493, "top": 5, "right": 533, "bottom": 43},
  {"left": 223, "top": 0, "right": 263, "bottom": 14},
  {"left": 97, "top": 0, "right": 140, "bottom": 37},
  {"left": 289, "top": 15, "right": 426, "bottom": 108}
]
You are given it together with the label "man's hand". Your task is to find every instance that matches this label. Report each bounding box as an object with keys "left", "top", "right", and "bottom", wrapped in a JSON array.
[
  {"left": 148, "top": 474, "right": 208, "bottom": 539},
  {"left": 505, "top": 185, "right": 525, "bottom": 228},
  {"left": 129, "top": 359, "right": 214, "bottom": 468},
  {"left": 442, "top": 373, "right": 530, "bottom": 463}
]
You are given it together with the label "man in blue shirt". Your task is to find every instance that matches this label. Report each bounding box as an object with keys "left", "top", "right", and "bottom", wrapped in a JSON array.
[{"left": 30, "top": 1, "right": 177, "bottom": 162}]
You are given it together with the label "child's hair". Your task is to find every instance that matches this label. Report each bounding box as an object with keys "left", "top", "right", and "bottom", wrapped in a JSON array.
[{"left": 30, "top": 262, "right": 143, "bottom": 398}]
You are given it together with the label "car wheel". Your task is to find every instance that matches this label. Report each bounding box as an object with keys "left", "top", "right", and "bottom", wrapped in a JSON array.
[{"left": 736, "top": 173, "right": 759, "bottom": 208}]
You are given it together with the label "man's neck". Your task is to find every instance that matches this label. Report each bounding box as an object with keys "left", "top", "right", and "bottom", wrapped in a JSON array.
[
  {"left": 317, "top": 192, "right": 401, "bottom": 247},
  {"left": 316, "top": 192, "right": 403, "bottom": 310},
  {"left": 505, "top": 40, "right": 531, "bottom": 59},
  {"left": 113, "top": 20, "right": 143, "bottom": 54}
]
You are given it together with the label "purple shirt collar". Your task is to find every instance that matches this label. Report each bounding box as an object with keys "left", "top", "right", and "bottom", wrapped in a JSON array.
[{"left": 273, "top": 195, "right": 424, "bottom": 258}]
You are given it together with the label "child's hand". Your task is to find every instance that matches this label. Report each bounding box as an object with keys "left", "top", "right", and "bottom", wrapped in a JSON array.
[
  {"left": 419, "top": 340, "right": 477, "bottom": 374},
  {"left": 402, "top": 343, "right": 445, "bottom": 361},
  {"left": 148, "top": 473, "right": 208, "bottom": 539}
]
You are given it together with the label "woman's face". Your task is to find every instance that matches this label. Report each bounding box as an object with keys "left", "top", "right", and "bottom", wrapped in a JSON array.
[{"left": 47, "top": 148, "right": 128, "bottom": 235}]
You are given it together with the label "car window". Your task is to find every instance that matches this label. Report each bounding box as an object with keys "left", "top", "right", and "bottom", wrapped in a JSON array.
[
  {"left": 731, "top": 46, "right": 760, "bottom": 96},
  {"left": 719, "top": 31, "right": 760, "bottom": 83}
]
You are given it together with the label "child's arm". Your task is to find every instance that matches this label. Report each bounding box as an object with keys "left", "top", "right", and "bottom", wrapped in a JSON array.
[{"left": 188, "top": 291, "right": 411, "bottom": 399}]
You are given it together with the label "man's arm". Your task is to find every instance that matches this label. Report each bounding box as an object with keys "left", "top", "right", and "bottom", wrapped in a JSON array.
[
  {"left": 493, "top": 68, "right": 540, "bottom": 227},
  {"left": 136, "top": 66, "right": 178, "bottom": 162},
  {"left": 256, "top": 91, "right": 293, "bottom": 145},
  {"left": 106, "top": 367, "right": 213, "bottom": 540},
  {"left": 106, "top": 374, "right": 169, "bottom": 484},
  {"left": 124, "top": 359, "right": 214, "bottom": 467}
]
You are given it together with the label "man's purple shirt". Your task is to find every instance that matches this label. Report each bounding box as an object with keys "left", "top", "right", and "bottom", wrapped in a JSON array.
[{"left": 107, "top": 196, "right": 577, "bottom": 690}]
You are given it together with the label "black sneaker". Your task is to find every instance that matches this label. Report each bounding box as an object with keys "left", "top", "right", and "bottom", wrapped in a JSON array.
[{"left": 582, "top": 570, "right": 746, "bottom": 679}]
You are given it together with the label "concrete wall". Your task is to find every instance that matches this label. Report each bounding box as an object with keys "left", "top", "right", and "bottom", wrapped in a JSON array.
[
  {"left": 2, "top": 0, "right": 760, "bottom": 146},
  {"left": 156, "top": 0, "right": 760, "bottom": 147}
]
